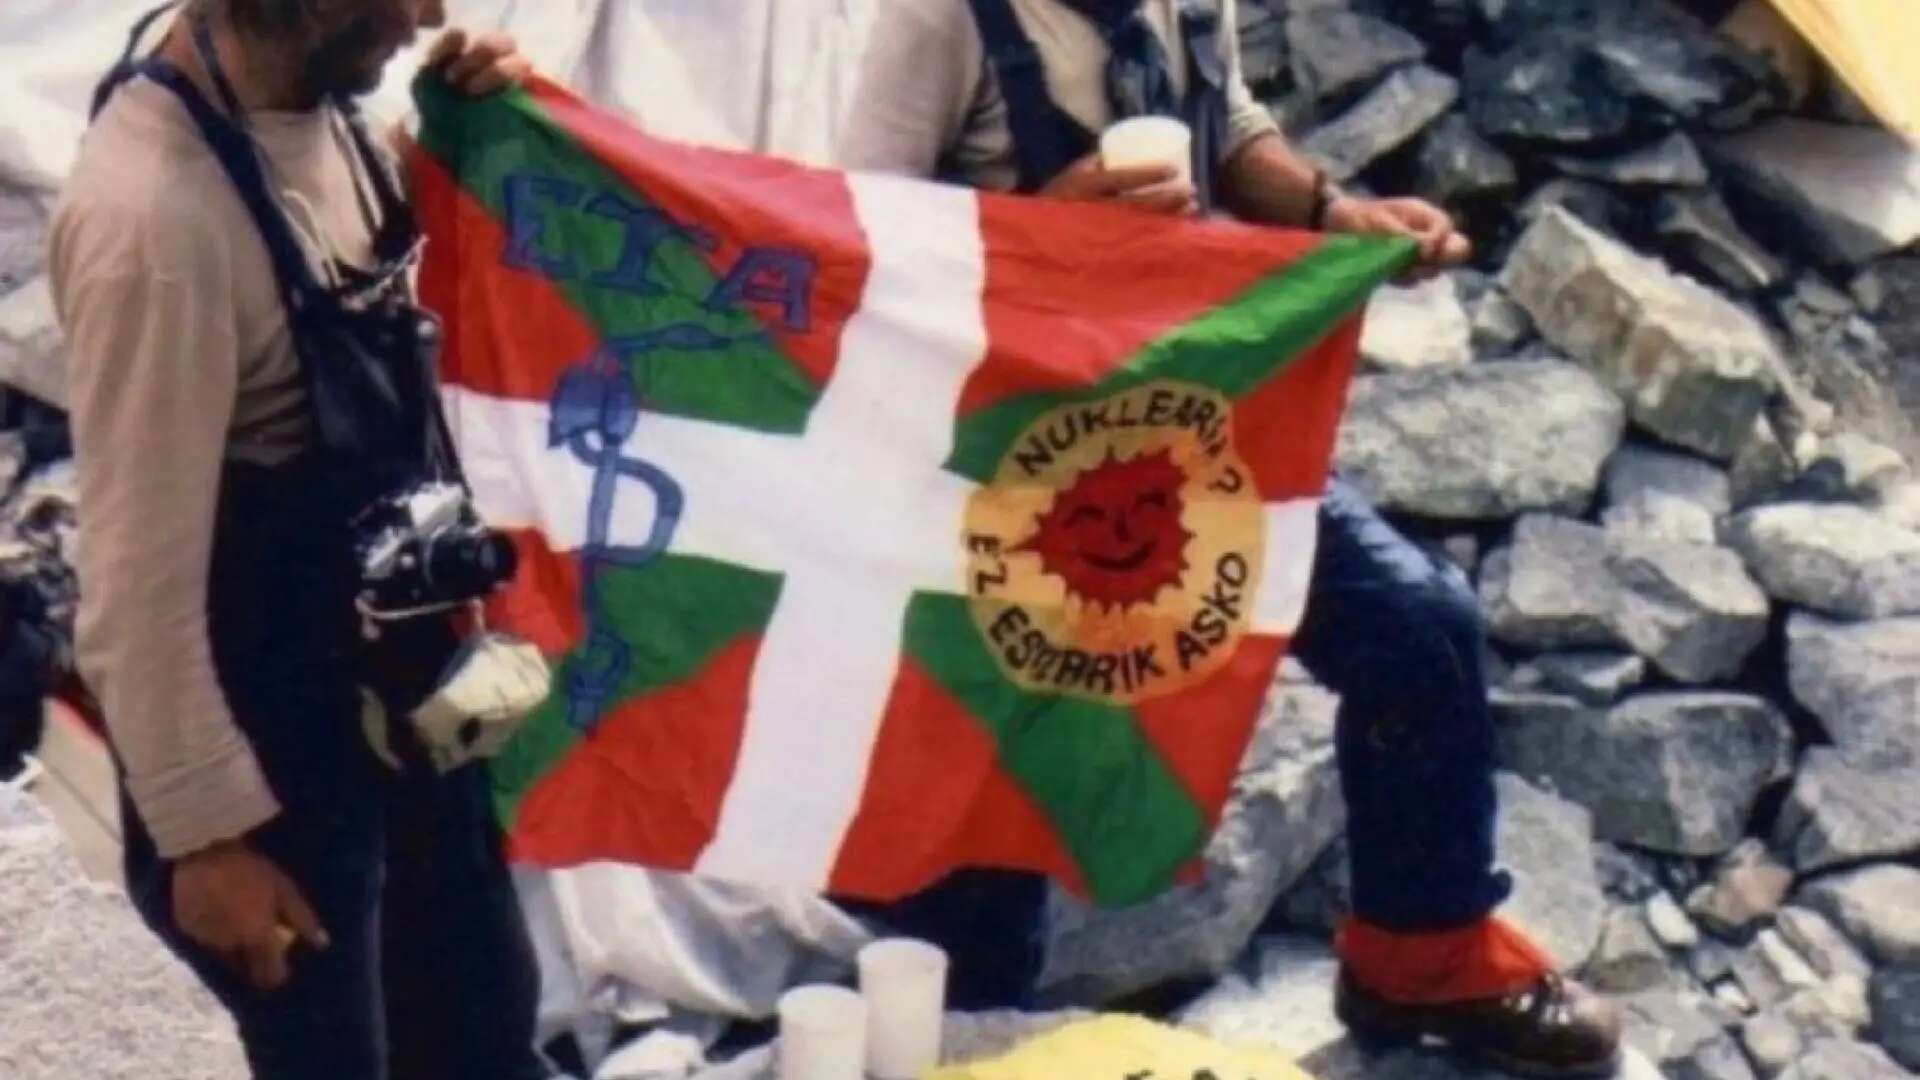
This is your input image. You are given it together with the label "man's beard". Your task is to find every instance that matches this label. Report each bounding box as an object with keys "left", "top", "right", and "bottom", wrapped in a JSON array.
[{"left": 297, "top": 14, "right": 396, "bottom": 99}]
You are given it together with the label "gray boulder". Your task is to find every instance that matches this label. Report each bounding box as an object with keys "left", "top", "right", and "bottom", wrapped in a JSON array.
[
  {"left": 1236, "top": 3, "right": 1287, "bottom": 88},
  {"left": 1271, "top": 835, "right": 1347, "bottom": 936},
  {"left": 1744, "top": 978, "right": 1876, "bottom": 1078},
  {"left": 0, "top": 791, "right": 245, "bottom": 1080},
  {"left": 1178, "top": 934, "right": 1349, "bottom": 1060},
  {"left": 1464, "top": 284, "right": 1533, "bottom": 358},
  {"left": 1359, "top": 275, "right": 1472, "bottom": 372},
  {"left": 1039, "top": 679, "right": 1343, "bottom": 1004},
  {"left": 1463, "top": 33, "right": 1633, "bottom": 145},
  {"left": 1774, "top": 750, "right": 1920, "bottom": 873},
  {"left": 1655, "top": 188, "right": 1787, "bottom": 296},
  {"left": 1586, "top": 904, "right": 1678, "bottom": 993},
  {"left": 1687, "top": 840, "right": 1795, "bottom": 940},
  {"left": 1300, "top": 64, "right": 1458, "bottom": 182},
  {"left": 1605, "top": 446, "right": 1734, "bottom": 518},
  {"left": 1286, "top": 7, "right": 1425, "bottom": 103},
  {"left": 1777, "top": 276, "right": 1918, "bottom": 468},
  {"left": 1711, "top": 120, "right": 1920, "bottom": 266},
  {"left": 1335, "top": 362, "right": 1623, "bottom": 520},
  {"left": 1594, "top": 842, "right": 1666, "bottom": 903},
  {"left": 1553, "top": 133, "right": 1710, "bottom": 187},
  {"left": 1501, "top": 208, "right": 1782, "bottom": 461},
  {"left": 1697, "top": 937, "right": 1794, "bottom": 1013},
  {"left": 1724, "top": 505, "right": 1920, "bottom": 619},
  {"left": 1872, "top": 969, "right": 1920, "bottom": 1072},
  {"left": 1775, "top": 1038, "right": 1916, "bottom": 1080},
  {"left": 1519, "top": 178, "right": 1635, "bottom": 237},
  {"left": 1804, "top": 432, "right": 1913, "bottom": 503},
  {"left": 1307, "top": 1039, "right": 1665, "bottom": 1080},
  {"left": 1606, "top": 537, "right": 1770, "bottom": 683},
  {"left": 1480, "top": 516, "right": 1621, "bottom": 649},
  {"left": 1787, "top": 614, "right": 1920, "bottom": 769},
  {"left": 1617, "top": 989, "right": 1756, "bottom": 1080},
  {"left": 1775, "top": 906, "right": 1874, "bottom": 982},
  {"left": 1518, "top": 651, "right": 1647, "bottom": 707},
  {"left": 1495, "top": 771, "right": 1608, "bottom": 971},
  {"left": 1647, "top": 890, "right": 1703, "bottom": 950},
  {"left": 1799, "top": 865, "right": 1920, "bottom": 969},
  {"left": 1731, "top": 414, "right": 1800, "bottom": 511},
  {"left": 1414, "top": 113, "right": 1518, "bottom": 210},
  {"left": 1495, "top": 692, "right": 1791, "bottom": 858},
  {"left": 1603, "top": 491, "right": 1719, "bottom": 546}
]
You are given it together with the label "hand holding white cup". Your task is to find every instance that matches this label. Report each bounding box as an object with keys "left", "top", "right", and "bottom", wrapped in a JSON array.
[{"left": 1100, "top": 116, "right": 1194, "bottom": 187}]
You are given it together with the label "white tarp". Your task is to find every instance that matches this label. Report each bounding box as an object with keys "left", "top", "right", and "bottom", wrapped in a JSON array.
[{"left": 0, "top": 0, "right": 876, "bottom": 188}]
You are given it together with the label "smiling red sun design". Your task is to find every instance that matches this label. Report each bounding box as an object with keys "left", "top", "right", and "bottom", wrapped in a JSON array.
[{"left": 1017, "top": 448, "right": 1195, "bottom": 610}]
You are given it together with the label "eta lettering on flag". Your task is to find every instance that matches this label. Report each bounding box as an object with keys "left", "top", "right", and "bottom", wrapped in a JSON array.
[{"left": 412, "top": 75, "right": 1414, "bottom": 909}]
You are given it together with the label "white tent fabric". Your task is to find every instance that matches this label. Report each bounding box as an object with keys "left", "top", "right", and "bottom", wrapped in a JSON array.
[
  {"left": 0, "top": 0, "right": 876, "bottom": 187},
  {"left": 0, "top": 3, "right": 885, "bottom": 1072}
]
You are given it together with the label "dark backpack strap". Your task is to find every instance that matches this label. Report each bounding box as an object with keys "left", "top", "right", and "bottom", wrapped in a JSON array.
[
  {"left": 89, "top": 1, "right": 182, "bottom": 120},
  {"left": 966, "top": 0, "right": 1098, "bottom": 192},
  {"left": 333, "top": 98, "right": 421, "bottom": 264},
  {"left": 130, "top": 60, "right": 330, "bottom": 316},
  {"left": 1176, "top": 0, "right": 1229, "bottom": 212}
]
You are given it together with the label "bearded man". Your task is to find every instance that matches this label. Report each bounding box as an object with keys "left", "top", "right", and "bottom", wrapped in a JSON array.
[{"left": 50, "top": 3, "right": 548, "bottom": 1076}]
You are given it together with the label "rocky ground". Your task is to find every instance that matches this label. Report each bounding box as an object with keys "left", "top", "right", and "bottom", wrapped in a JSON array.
[
  {"left": 0, "top": 787, "right": 246, "bottom": 1078},
  {"left": 5, "top": 0, "right": 1919, "bottom": 1078}
]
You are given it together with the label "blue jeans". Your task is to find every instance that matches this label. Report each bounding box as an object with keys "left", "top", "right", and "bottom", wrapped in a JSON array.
[
  {"left": 1292, "top": 479, "right": 1509, "bottom": 931},
  {"left": 874, "top": 480, "right": 1509, "bottom": 1001},
  {"left": 116, "top": 459, "right": 546, "bottom": 1080}
]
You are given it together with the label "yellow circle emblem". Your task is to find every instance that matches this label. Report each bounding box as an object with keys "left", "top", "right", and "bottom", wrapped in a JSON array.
[{"left": 964, "top": 380, "right": 1266, "bottom": 705}]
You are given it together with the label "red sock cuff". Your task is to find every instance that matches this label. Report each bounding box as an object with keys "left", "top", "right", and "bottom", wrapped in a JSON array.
[{"left": 1335, "top": 914, "right": 1555, "bottom": 1005}]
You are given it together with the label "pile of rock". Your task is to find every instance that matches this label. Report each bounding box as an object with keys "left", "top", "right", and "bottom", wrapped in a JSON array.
[{"left": 1039, "top": 1, "right": 1920, "bottom": 1076}]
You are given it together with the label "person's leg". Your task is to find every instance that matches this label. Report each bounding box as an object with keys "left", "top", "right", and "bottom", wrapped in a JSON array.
[
  {"left": 112, "top": 458, "right": 393, "bottom": 1079},
  {"left": 380, "top": 759, "right": 547, "bottom": 1080},
  {"left": 1288, "top": 481, "right": 1618, "bottom": 1076},
  {"left": 1289, "top": 480, "right": 1510, "bottom": 937}
]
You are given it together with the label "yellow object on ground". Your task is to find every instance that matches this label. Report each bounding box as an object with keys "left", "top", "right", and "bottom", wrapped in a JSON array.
[
  {"left": 926, "top": 1016, "right": 1315, "bottom": 1080},
  {"left": 1752, "top": 0, "right": 1920, "bottom": 143}
]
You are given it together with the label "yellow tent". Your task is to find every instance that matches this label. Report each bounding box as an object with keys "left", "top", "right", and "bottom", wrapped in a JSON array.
[{"left": 1731, "top": 0, "right": 1920, "bottom": 144}]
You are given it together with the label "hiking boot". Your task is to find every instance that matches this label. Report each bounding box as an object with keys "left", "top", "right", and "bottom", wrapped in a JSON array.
[{"left": 1335, "top": 967, "right": 1623, "bottom": 1078}]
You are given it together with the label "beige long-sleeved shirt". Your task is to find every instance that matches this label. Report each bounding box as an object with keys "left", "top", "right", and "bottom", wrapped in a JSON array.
[
  {"left": 49, "top": 76, "right": 377, "bottom": 858},
  {"left": 839, "top": 0, "right": 1277, "bottom": 187}
]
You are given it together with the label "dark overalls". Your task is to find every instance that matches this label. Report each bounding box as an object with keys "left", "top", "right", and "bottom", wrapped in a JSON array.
[
  {"left": 858, "top": 0, "right": 1510, "bottom": 1006},
  {"left": 92, "top": 11, "right": 545, "bottom": 1078}
]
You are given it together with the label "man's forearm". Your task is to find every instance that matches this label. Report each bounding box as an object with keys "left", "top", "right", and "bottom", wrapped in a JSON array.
[{"left": 1219, "top": 132, "right": 1324, "bottom": 228}]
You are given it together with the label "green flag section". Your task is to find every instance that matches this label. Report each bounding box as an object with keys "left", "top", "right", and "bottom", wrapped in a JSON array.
[{"left": 415, "top": 75, "right": 1413, "bottom": 907}]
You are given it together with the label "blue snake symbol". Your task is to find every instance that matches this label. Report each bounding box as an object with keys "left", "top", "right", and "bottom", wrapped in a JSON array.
[{"left": 547, "top": 325, "right": 757, "bottom": 732}]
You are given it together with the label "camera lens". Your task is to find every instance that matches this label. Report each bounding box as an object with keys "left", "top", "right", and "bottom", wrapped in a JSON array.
[{"left": 424, "top": 531, "right": 519, "bottom": 601}]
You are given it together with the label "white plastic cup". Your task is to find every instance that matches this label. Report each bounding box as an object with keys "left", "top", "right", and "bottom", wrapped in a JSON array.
[
  {"left": 778, "top": 985, "right": 868, "bottom": 1080},
  {"left": 858, "top": 939, "right": 949, "bottom": 1080},
  {"left": 1100, "top": 116, "right": 1194, "bottom": 187}
]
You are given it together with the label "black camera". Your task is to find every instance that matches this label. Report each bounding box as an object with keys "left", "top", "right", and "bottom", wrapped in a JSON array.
[{"left": 352, "top": 481, "right": 518, "bottom": 618}]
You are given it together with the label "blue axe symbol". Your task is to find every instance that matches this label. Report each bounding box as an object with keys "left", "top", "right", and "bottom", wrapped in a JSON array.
[{"left": 547, "top": 325, "right": 758, "bottom": 732}]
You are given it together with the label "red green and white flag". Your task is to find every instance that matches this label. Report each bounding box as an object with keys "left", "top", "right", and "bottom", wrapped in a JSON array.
[{"left": 412, "top": 77, "right": 1412, "bottom": 908}]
